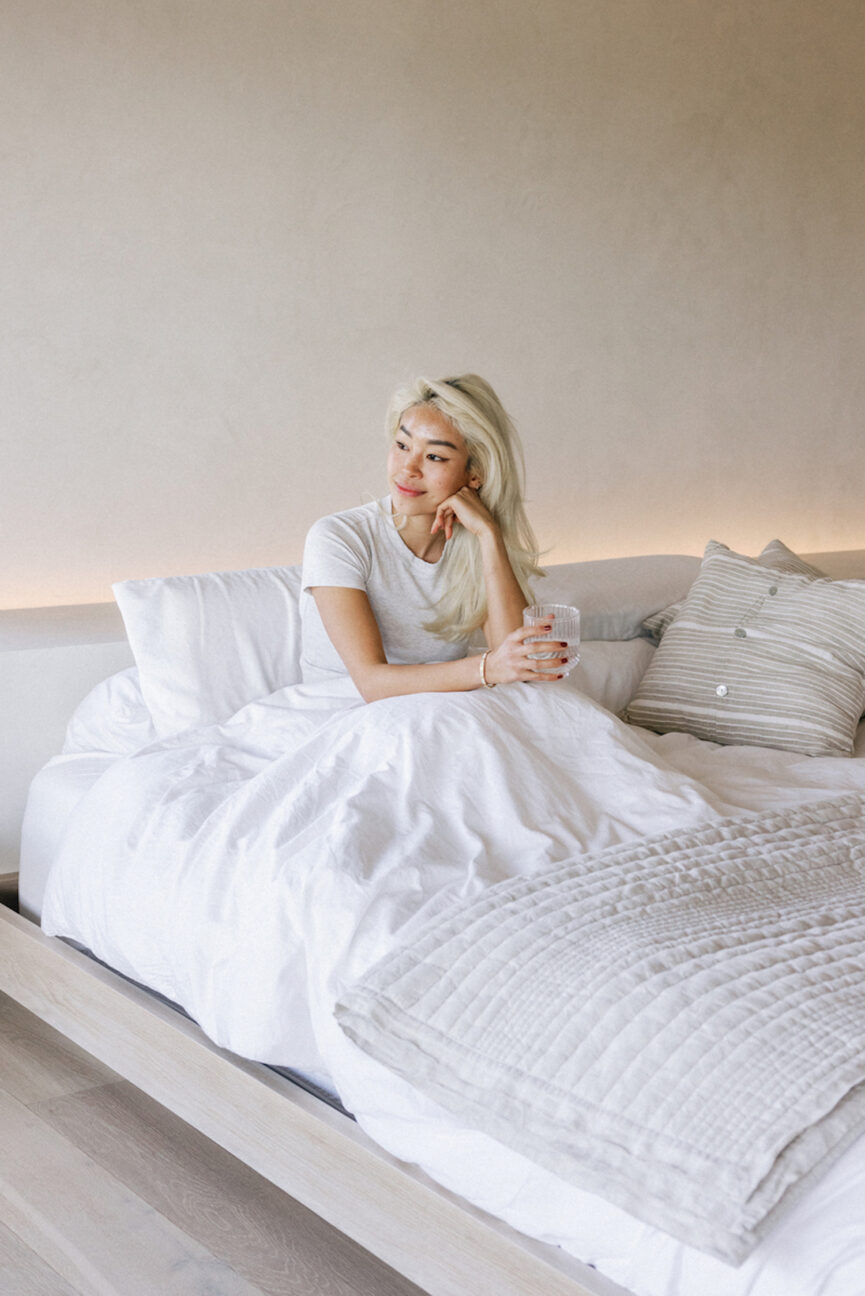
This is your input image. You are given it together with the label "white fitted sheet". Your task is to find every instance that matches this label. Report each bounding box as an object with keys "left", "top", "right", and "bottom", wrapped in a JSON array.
[{"left": 19, "top": 754, "right": 116, "bottom": 922}]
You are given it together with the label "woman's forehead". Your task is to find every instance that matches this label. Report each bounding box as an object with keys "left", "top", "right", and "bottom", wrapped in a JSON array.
[{"left": 400, "top": 402, "right": 467, "bottom": 451}]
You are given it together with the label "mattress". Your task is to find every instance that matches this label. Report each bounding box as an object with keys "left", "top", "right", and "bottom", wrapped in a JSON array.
[{"left": 19, "top": 754, "right": 116, "bottom": 922}]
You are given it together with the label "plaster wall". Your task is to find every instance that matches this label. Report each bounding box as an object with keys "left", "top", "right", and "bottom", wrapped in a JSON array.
[{"left": 3, "top": 0, "right": 864, "bottom": 606}]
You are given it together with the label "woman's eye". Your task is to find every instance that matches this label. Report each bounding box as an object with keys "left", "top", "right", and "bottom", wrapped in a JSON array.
[
  {"left": 395, "top": 440, "right": 408, "bottom": 451},
  {"left": 428, "top": 454, "right": 446, "bottom": 462}
]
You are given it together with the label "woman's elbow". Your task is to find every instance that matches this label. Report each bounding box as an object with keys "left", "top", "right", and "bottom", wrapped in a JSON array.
[{"left": 349, "top": 665, "right": 389, "bottom": 704}]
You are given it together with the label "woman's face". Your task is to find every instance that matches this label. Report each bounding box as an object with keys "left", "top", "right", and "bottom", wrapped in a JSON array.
[{"left": 387, "top": 403, "right": 479, "bottom": 519}]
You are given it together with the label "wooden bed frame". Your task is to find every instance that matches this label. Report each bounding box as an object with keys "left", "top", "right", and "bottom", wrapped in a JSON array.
[
  {"left": 3, "top": 548, "right": 863, "bottom": 1296},
  {"left": 0, "top": 899, "right": 629, "bottom": 1296}
]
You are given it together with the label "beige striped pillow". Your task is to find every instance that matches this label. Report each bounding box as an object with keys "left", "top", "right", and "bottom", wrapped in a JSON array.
[
  {"left": 624, "top": 541, "right": 865, "bottom": 756},
  {"left": 641, "top": 540, "right": 825, "bottom": 642}
]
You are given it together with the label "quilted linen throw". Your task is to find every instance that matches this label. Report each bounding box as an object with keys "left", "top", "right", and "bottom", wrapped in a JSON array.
[{"left": 336, "top": 794, "right": 865, "bottom": 1263}]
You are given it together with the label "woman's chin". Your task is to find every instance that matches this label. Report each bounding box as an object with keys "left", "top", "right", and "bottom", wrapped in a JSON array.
[{"left": 391, "top": 490, "right": 431, "bottom": 515}]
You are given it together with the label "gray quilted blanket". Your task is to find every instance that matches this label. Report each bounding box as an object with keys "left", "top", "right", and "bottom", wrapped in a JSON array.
[{"left": 336, "top": 794, "right": 865, "bottom": 1263}]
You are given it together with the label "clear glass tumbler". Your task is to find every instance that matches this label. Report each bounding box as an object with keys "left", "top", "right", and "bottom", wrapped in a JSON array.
[{"left": 523, "top": 603, "right": 581, "bottom": 677}]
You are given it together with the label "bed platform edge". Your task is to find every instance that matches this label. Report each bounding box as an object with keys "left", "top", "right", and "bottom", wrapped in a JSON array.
[{"left": 0, "top": 903, "right": 630, "bottom": 1296}]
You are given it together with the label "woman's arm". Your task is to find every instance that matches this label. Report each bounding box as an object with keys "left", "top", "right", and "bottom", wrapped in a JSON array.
[
  {"left": 477, "top": 525, "right": 530, "bottom": 649},
  {"left": 431, "top": 486, "right": 528, "bottom": 649},
  {"left": 310, "top": 586, "right": 565, "bottom": 703}
]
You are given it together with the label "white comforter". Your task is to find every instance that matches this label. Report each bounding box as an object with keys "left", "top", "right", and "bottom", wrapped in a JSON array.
[{"left": 40, "top": 681, "right": 865, "bottom": 1296}]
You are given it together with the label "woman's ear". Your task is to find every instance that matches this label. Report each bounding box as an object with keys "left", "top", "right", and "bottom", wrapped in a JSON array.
[{"left": 469, "top": 472, "right": 483, "bottom": 491}]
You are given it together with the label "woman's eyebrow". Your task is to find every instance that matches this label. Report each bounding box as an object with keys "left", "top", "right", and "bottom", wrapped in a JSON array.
[{"left": 398, "top": 424, "right": 460, "bottom": 451}]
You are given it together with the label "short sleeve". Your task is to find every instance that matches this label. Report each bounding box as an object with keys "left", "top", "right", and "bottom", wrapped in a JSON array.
[{"left": 301, "top": 514, "right": 371, "bottom": 594}]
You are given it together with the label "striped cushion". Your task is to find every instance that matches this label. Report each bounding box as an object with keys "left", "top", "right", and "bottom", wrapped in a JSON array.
[
  {"left": 641, "top": 539, "right": 824, "bottom": 642},
  {"left": 624, "top": 541, "right": 865, "bottom": 755}
]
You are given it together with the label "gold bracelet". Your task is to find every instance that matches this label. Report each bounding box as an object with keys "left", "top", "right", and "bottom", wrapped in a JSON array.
[{"left": 480, "top": 650, "right": 496, "bottom": 689}]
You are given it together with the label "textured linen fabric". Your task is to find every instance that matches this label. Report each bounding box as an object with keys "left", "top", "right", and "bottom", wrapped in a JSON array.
[
  {"left": 641, "top": 540, "right": 825, "bottom": 642},
  {"left": 336, "top": 794, "right": 865, "bottom": 1264},
  {"left": 300, "top": 498, "right": 469, "bottom": 683},
  {"left": 623, "top": 542, "right": 865, "bottom": 755}
]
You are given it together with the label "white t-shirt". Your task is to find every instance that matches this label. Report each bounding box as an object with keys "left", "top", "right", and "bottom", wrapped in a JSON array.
[{"left": 300, "top": 498, "right": 471, "bottom": 683}]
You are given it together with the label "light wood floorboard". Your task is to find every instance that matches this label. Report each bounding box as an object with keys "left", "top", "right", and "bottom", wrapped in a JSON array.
[
  {"left": 0, "top": 1216, "right": 82, "bottom": 1296},
  {"left": 0, "top": 990, "right": 427, "bottom": 1296},
  {"left": 0, "top": 990, "right": 117, "bottom": 1106}
]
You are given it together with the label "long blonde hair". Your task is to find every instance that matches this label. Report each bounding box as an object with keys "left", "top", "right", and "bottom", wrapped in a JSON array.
[{"left": 385, "top": 374, "right": 543, "bottom": 643}]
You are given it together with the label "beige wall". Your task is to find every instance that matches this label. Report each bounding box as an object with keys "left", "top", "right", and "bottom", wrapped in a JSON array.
[{"left": 2, "top": 0, "right": 863, "bottom": 608}]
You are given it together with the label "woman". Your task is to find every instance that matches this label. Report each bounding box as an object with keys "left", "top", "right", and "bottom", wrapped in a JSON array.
[{"left": 300, "top": 374, "right": 568, "bottom": 700}]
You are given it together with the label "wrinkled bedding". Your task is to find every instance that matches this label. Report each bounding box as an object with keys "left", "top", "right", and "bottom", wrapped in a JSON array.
[{"left": 39, "top": 679, "right": 865, "bottom": 1296}]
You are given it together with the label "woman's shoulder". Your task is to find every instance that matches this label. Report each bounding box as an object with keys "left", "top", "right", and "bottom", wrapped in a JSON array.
[
  {"left": 306, "top": 498, "right": 387, "bottom": 545},
  {"left": 310, "top": 497, "right": 384, "bottom": 530}
]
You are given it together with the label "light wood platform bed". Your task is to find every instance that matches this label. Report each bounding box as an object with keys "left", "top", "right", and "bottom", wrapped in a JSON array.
[
  {"left": 2, "top": 547, "right": 863, "bottom": 1296},
  {"left": 0, "top": 585, "right": 641, "bottom": 1296},
  {"left": 0, "top": 905, "right": 621, "bottom": 1296}
]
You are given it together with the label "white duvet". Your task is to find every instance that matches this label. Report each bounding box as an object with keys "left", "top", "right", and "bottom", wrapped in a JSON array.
[{"left": 40, "top": 679, "right": 865, "bottom": 1296}]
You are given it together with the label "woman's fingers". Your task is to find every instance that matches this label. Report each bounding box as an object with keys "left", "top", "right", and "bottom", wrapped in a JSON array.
[
  {"left": 523, "top": 652, "right": 568, "bottom": 675},
  {"left": 431, "top": 504, "right": 455, "bottom": 540},
  {"left": 434, "top": 488, "right": 496, "bottom": 539},
  {"left": 519, "top": 625, "right": 568, "bottom": 680},
  {"left": 485, "top": 634, "right": 569, "bottom": 686},
  {"left": 517, "top": 622, "right": 552, "bottom": 642}
]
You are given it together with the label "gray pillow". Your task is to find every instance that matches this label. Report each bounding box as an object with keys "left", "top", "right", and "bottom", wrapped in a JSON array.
[
  {"left": 641, "top": 539, "right": 825, "bottom": 642},
  {"left": 623, "top": 541, "right": 865, "bottom": 756},
  {"left": 533, "top": 554, "right": 700, "bottom": 641}
]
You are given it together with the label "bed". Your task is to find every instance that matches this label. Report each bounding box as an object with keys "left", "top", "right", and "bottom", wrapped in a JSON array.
[{"left": 2, "top": 540, "right": 865, "bottom": 1296}]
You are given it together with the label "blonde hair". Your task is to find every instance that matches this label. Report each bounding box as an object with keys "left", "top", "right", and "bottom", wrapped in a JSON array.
[{"left": 385, "top": 374, "right": 543, "bottom": 643}]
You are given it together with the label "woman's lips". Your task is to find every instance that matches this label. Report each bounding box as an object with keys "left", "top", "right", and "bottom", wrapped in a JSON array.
[{"left": 395, "top": 483, "right": 424, "bottom": 497}]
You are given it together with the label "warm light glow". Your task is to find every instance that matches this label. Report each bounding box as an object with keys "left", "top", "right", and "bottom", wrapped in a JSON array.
[{"left": 6, "top": 531, "right": 865, "bottom": 614}]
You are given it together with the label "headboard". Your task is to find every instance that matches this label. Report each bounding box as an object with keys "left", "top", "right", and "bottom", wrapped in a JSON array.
[{"left": 0, "top": 603, "right": 132, "bottom": 875}]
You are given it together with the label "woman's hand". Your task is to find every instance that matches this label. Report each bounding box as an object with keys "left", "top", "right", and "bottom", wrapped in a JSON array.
[
  {"left": 431, "top": 486, "right": 497, "bottom": 541},
  {"left": 483, "top": 623, "right": 569, "bottom": 686}
]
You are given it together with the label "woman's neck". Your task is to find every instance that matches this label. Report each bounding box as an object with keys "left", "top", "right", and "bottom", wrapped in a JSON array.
[{"left": 394, "top": 513, "right": 446, "bottom": 563}]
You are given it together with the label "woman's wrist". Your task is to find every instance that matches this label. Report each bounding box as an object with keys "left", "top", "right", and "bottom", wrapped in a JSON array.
[
  {"left": 474, "top": 518, "right": 504, "bottom": 549},
  {"left": 479, "top": 649, "right": 496, "bottom": 689}
]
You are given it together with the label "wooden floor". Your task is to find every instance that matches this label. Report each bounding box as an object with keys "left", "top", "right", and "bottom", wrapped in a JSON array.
[{"left": 0, "top": 989, "right": 427, "bottom": 1296}]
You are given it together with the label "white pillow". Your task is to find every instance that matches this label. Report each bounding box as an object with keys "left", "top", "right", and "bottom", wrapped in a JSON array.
[
  {"left": 533, "top": 555, "right": 701, "bottom": 641},
  {"left": 63, "top": 667, "right": 157, "bottom": 755},
  {"left": 565, "top": 639, "right": 655, "bottom": 714},
  {"left": 113, "top": 566, "right": 303, "bottom": 737}
]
